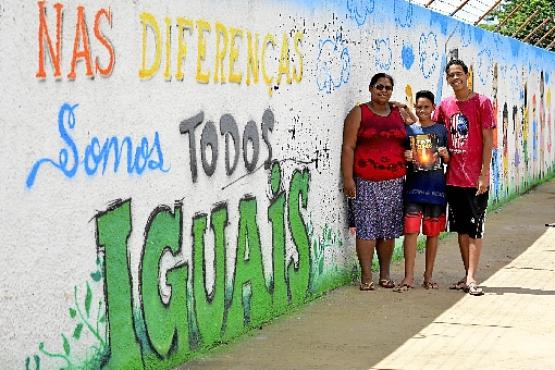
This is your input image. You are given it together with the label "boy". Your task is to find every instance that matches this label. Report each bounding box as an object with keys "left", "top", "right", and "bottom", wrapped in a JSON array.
[
  {"left": 394, "top": 90, "right": 449, "bottom": 292},
  {"left": 433, "top": 59, "right": 495, "bottom": 296}
]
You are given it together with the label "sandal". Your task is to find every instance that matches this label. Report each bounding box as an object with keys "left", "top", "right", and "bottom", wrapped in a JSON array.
[
  {"left": 465, "top": 281, "right": 484, "bottom": 296},
  {"left": 422, "top": 281, "right": 439, "bottom": 290},
  {"left": 449, "top": 278, "right": 467, "bottom": 290},
  {"left": 393, "top": 283, "right": 413, "bottom": 293},
  {"left": 378, "top": 279, "right": 396, "bottom": 288},
  {"left": 359, "top": 281, "right": 375, "bottom": 291}
]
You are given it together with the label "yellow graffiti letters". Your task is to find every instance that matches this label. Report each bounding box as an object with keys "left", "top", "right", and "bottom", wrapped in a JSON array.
[
  {"left": 137, "top": 12, "right": 304, "bottom": 93},
  {"left": 139, "top": 12, "right": 161, "bottom": 79}
]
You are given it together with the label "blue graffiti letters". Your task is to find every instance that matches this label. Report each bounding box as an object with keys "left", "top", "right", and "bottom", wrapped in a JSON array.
[{"left": 25, "top": 103, "right": 168, "bottom": 188}]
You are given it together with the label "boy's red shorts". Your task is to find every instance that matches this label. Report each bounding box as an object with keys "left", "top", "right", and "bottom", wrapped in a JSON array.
[{"left": 404, "top": 202, "right": 446, "bottom": 237}]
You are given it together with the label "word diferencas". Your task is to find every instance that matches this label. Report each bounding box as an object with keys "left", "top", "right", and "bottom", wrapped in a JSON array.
[
  {"left": 95, "top": 162, "right": 311, "bottom": 368},
  {"left": 138, "top": 12, "right": 304, "bottom": 93}
]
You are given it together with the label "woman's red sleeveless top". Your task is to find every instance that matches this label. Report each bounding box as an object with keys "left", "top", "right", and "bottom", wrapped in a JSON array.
[{"left": 353, "top": 104, "right": 407, "bottom": 181}]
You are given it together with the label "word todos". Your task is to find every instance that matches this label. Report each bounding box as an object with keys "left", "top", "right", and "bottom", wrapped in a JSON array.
[{"left": 180, "top": 109, "right": 274, "bottom": 182}]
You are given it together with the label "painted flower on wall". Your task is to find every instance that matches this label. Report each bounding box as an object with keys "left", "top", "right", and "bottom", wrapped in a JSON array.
[
  {"left": 419, "top": 32, "right": 439, "bottom": 79},
  {"left": 347, "top": 0, "right": 375, "bottom": 26},
  {"left": 374, "top": 38, "right": 392, "bottom": 71},
  {"left": 316, "top": 34, "right": 351, "bottom": 94},
  {"left": 394, "top": 0, "right": 413, "bottom": 28}
]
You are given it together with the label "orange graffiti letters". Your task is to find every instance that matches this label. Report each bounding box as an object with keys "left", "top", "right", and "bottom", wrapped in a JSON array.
[{"left": 36, "top": 1, "right": 115, "bottom": 80}]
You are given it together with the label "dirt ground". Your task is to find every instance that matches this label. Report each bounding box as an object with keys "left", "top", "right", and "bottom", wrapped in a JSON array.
[{"left": 179, "top": 179, "right": 555, "bottom": 370}]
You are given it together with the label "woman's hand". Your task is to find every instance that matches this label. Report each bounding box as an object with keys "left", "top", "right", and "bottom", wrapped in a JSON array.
[
  {"left": 344, "top": 177, "right": 356, "bottom": 199},
  {"left": 437, "top": 146, "right": 449, "bottom": 161}
]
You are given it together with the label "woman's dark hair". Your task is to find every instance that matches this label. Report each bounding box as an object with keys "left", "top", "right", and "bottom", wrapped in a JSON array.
[
  {"left": 445, "top": 59, "right": 468, "bottom": 74},
  {"left": 415, "top": 90, "right": 435, "bottom": 104},
  {"left": 369, "top": 73, "right": 394, "bottom": 88}
]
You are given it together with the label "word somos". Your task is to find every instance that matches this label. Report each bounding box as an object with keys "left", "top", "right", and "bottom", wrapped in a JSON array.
[{"left": 25, "top": 103, "right": 168, "bottom": 188}]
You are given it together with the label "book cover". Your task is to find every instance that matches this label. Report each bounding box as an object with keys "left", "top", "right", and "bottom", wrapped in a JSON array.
[{"left": 410, "top": 134, "right": 442, "bottom": 171}]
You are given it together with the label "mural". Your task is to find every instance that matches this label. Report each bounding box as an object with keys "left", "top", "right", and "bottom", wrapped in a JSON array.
[{"left": 1, "top": 0, "right": 554, "bottom": 369}]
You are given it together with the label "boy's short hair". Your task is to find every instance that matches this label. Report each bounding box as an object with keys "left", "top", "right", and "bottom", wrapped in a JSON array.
[
  {"left": 415, "top": 90, "right": 435, "bottom": 104},
  {"left": 445, "top": 59, "right": 469, "bottom": 74}
]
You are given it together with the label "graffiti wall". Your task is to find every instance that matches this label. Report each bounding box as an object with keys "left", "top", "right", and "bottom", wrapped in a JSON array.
[{"left": 1, "top": 0, "right": 553, "bottom": 369}]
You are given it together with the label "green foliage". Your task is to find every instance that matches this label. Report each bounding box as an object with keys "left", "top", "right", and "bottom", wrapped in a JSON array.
[
  {"left": 24, "top": 257, "right": 108, "bottom": 370},
  {"left": 481, "top": 0, "right": 555, "bottom": 49}
]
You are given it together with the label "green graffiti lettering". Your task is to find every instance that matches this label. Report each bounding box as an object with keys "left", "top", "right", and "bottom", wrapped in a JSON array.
[
  {"left": 287, "top": 169, "right": 311, "bottom": 305},
  {"left": 192, "top": 206, "right": 227, "bottom": 346},
  {"left": 140, "top": 204, "right": 190, "bottom": 363},
  {"left": 268, "top": 162, "right": 287, "bottom": 314},
  {"left": 95, "top": 200, "right": 144, "bottom": 370},
  {"left": 224, "top": 197, "right": 272, "bottom": 339}
]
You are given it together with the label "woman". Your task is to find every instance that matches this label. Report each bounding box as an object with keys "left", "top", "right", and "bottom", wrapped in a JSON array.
[{"left": 342, "top": 73, "right": 415, "bottom": 290}]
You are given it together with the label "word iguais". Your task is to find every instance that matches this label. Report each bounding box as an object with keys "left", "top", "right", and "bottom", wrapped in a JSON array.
[
  {"left": 180, "top": 109, "right": 274, "bottom": 182},
  {"left": 36, "top": 2, "right": 115, "bottom": 79},
  {"left": 96, "top": 163, "right": 311, "bottom": 369},
  {"left": 25, "top": 103, "right": 168, "bottom": 188},
  {"left": 139, "top": 12, "right": 304, "bottom": 94}
]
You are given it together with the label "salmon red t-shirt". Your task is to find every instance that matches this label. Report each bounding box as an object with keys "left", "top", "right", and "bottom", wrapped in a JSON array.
[
  {"left": 353, "top": 104, "right": 407, "bottom": 181},
  {"left": 432, "top": 94, "right": 495, "bottom": 187}
]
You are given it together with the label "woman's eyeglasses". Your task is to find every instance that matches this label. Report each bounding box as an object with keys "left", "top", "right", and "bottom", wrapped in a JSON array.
[{"left": 373, "top": 84, "right": 393, "bottom": 91}]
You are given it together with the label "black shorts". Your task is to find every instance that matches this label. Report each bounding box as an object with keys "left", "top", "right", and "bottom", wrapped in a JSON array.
[{"left": 446, "top": 186, "right": 488, "bottom": 239}]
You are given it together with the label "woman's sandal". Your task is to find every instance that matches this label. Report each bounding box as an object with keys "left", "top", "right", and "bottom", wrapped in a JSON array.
[
  {"left": 393, "top": 283, "right": 413, "bottom": 293},
  {"left": 465, "top": 281, "right": 484, "bottom": 296},
  {"left": 422, "top": 281, "right": 439, "bottom": 290},
  {"left": 378, "top": 279, "right": 396, "bottom": 289},
  {"left": 359, "top": 281, "right": 375, "bottom": 291}
]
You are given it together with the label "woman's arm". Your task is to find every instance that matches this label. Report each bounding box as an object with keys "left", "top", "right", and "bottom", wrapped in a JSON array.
[
  {"left": 342, "top": 106, "right": 361, "bottom": 198},
  {"left": 390, "top": 101, "right": 417, "bottom": 124}
]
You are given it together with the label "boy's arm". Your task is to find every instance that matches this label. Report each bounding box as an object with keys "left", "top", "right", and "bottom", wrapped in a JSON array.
[{"left": 477, "top": 127, "right": 494, "bottom": 195}]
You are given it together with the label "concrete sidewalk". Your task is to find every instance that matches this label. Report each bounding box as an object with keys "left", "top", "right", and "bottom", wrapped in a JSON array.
[
  {"left": 180, "top": 179, "right": 555, "bottom": 370},
  {"left": 372, "top": 226, "right": 555, "bottom": 370}
]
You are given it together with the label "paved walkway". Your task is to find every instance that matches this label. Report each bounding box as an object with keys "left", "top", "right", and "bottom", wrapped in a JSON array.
[
  {"left": 372, "top": 226, "right": 555, "bottom": 370},
  {"left": 179, "top": 179, "right": 555, "bottom": 370}
]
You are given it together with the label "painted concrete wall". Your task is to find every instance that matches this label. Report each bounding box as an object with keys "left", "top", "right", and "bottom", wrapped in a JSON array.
[{"left": 1, "top": 0, "right": 554, "bottom": 369}]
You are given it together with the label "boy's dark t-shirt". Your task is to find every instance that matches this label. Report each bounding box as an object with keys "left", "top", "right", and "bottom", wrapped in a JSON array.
[{"left": 405, "top": 123, "right": 448, "bottom": 206}]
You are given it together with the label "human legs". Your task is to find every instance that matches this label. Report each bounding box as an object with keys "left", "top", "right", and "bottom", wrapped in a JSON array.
[
  {"left": 356, "top": 238, "right": 376, "bottom": 285},
  {"left": 421, "top": 204, "right": 445, "bottom": 287},
  {"left": 447, "top": 186, "right": 488, "bottom": 294},
  {"left": 466, "top": 237, "right": 483, "bottom": 285},
  {"left": 399, "top": 233, "right": 417, "bottom": 287},
  {"left": 457, "top": 233, "right": 470, "bottom": 278},
  {"left": 376, "top": 238, "right": 395, "bottom": 285},
  {"left": 423, "top": 236, "right": 439, "bottom": 286}
]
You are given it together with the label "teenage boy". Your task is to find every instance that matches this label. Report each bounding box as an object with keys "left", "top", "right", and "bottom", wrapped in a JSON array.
[
  {"left": 433, "top": 59, "right": 495, "bottom": 296},
  {"left": 394, "top": 90, "right": 449, "bottom": 292}
]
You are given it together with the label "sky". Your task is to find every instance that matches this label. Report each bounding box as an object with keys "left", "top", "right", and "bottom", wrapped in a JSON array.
[{"left": 411, "top": 0, "right": 500, "bottom": 25}]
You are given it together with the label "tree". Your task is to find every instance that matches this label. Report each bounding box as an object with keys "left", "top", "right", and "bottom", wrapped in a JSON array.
[{"left": 480, "top": 0, "right": 555, "bottom": 50}]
